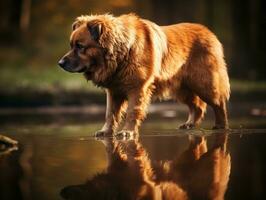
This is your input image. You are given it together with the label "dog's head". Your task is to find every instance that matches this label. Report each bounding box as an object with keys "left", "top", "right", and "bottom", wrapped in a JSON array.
[
  {"left": 58, "top": 17, "right": 106, "bottom": 77},
  {"left": 59, "top": 14, "right": 141, "bottom": 87}
]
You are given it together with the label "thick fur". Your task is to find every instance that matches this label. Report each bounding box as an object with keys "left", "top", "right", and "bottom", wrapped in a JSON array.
[{"left": 59, "top": 13, "right": 230, "bottom": 135}]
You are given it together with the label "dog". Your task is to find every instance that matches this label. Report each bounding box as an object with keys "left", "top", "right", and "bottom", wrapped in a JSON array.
[{"left": 58, "top": 13, "right": 230, "bottom": 136}]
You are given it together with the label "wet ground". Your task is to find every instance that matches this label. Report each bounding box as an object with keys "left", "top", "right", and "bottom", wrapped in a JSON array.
[{"left": 0, "top": 102, "right": 266, "bottom": 200}]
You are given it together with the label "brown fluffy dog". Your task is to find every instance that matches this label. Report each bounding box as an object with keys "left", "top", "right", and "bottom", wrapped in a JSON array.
[{"left": 58, "top": 14, "right": 230, "bottom": 136}]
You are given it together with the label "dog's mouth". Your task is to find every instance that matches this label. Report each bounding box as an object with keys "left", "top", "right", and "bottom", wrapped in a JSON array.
[{"left": 78, "top": 62, "right": 96, "bottom": 73}]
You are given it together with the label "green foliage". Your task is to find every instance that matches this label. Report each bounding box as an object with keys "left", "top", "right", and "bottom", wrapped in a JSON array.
[
  {"left": 231, "top": 79, "right": 266, "bottom": 93},
  {"left": 0, "top": 65, "right": 100, "bottom": 93}
]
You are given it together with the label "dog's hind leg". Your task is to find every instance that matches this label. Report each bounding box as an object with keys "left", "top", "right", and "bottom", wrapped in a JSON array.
[
  {"left": 192, "top": 83, "right": 229, "bottom": 129},
  {"left": 178, "top": 92, "right": 207, "bottom": 129},
  {"left": 211, "top": 99, "right": 228, "bottom": 129}
]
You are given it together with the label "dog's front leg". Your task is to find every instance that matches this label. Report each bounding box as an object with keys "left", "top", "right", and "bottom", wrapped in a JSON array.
[
  {"left": 117, "top": 87, "right": 152, "bottom": 137},
  {"left": 95, "top": 89, "right": 126, "bottom": 137}
]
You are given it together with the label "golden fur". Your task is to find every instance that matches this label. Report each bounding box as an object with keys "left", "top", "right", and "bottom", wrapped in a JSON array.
[{"left": 59, "top": 13, "right": 230, "bottom": 136}]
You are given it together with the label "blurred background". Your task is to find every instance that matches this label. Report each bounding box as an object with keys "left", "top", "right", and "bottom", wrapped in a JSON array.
[{"left": 0, "top": 0, "right": 265, "bottom": 108}]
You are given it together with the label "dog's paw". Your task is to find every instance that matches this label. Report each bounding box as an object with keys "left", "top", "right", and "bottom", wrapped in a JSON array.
[
  {"left": 115, "top": 130, "right": 135, "bottom": 140},
  {"left": 179, "top": 123, "right": 195, "bottom": 129},
  {"left": 94, "top": 130, "right": 112, "bottom": 138}
]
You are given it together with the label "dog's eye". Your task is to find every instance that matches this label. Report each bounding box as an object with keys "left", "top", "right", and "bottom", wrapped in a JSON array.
[{"left": 76, "top": 43, "right": 85, "bottom": 50}]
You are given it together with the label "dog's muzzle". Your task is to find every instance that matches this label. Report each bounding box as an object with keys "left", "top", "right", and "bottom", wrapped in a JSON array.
[
  {"left": 58, "top": 58, "right": 86, "bottom": 73},
  {"left": 58, "top": 58, "right": 67, "bottom": 68}
]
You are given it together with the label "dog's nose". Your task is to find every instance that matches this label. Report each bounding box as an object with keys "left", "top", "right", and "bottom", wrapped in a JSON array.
[{"left": 58, "top": 58, "right": 66, "bottom": 68}]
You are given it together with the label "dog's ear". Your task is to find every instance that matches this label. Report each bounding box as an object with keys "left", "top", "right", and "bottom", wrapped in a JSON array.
[
  {"left": 87, "top": 20, "right": 102, "bottom": 41},
  {"left": 72, "top": 21, "right": 82, "bottom": 31}
]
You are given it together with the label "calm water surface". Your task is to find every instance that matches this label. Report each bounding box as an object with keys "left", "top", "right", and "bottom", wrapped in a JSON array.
[{"left": 0, "top": 123, "right": 266, "bottom": 200}]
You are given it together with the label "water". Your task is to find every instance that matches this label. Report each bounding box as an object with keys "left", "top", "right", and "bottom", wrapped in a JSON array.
[
  {"left": 0, "top": 101, "right": 266, "bottom": 200},
  {"left": 1, "top": 122, "right": 266, "bottom": 200}
]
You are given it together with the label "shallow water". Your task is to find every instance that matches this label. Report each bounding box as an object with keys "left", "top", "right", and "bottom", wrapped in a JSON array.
[
  {"left": 1, "top": 123, "right": 266, "bottom": 200},
  {"left": 0, "top": 101, "right": 266, "bottom": 200}
]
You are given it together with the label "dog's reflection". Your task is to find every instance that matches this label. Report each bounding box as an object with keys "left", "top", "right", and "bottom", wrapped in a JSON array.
[{"left": 61, "top": 133, "right": 230, "bottom": 200}]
